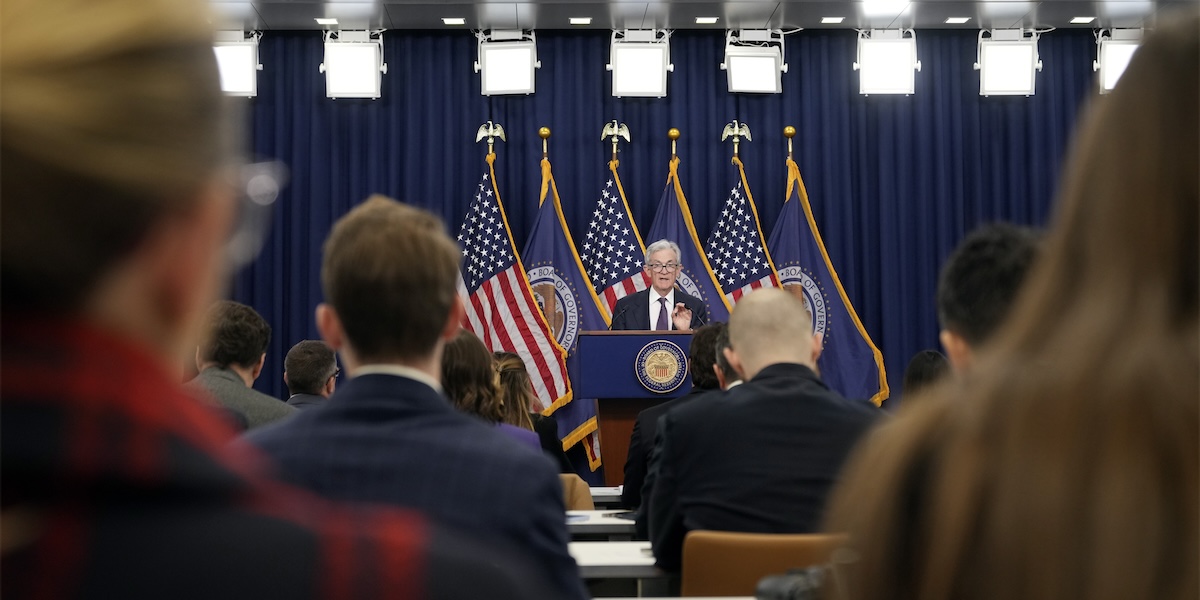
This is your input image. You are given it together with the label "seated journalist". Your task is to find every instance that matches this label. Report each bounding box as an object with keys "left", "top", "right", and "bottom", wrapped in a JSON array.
[
  {"left": 243, "top": 196, "right": 588, "bottom": 600},
  {"left": 645, "top": 288, "right": 880, "bottom": 572}
]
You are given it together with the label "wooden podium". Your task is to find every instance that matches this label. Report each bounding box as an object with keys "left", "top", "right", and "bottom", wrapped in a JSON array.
[{"left": 575, "top": 331, "right": 693, "bottom": 486}]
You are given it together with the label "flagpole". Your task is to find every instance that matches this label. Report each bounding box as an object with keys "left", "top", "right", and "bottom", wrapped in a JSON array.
[
  {"left": 668, "top": 127, "right": 679, "bottom": 159},
  {"left": 539, "top": 126, "right": 550, "bottom": 158},
  {"left": 784, "top": 125, "right": 795, "bottom": 159}
]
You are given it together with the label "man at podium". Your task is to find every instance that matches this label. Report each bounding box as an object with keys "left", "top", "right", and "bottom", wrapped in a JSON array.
[{"left": 610, "top": 239, "right": 708, "bottom": 332}]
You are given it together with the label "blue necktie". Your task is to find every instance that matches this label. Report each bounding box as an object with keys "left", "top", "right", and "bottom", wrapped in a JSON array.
[{"left": 657, "top": 297, "right": 669, "bottom": 331}]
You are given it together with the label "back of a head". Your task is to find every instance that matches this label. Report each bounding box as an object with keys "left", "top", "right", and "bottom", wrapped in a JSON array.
[
  {"left": 199, "top": 301, "right": 271, "bottom": 369},
  {"left": 284, "top": 340, "right": 336, "bottom": 396},
  {"left": 688, "top": 322, "right": 726, "bottom": 390},
  {"left": 936, "top": 223, "right": 1040, "bottom": 347},
  {"left": 825, "top": 15, "right": 1198, "bottom": 600},
  {"left": 713, "top": 326, "right": 738, "bottom": 383},
  {"left": 728, "top": 288, "right": 813, "bottom": 377},
  {"left": 441, "top": 329, "right": 503, "bottom": 423},
  {"left": 900, "top": 350, "right": 949, "bottom": 398},
  {"left": 1, "top": 0, "right": 228, "bottom": 312},
  {"left": 494, "top": 351, "right": 536, "bottom": 430},
  {"left": 321, "top": 195, "right": 460, "bottom": 362}
]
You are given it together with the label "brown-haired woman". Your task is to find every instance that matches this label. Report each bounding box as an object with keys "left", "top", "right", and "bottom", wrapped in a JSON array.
[
  {"left": 823, "top": 14, "right": 1198, "bottom": 600},
  {"left": 495, "top": 352, "right": 574, "bottom": 473},
  {"left": 442, "top": 330, "right": 540, "bottom": 453}
]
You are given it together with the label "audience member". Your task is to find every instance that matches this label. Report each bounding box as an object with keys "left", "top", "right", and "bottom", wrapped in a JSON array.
[
  {"left": 284, "top": 340, "right": 338, "bottom": 409},
  {"left": 244, "top": 196, "right": 588, "bottom": 600},
  {"left": 0, "top": 0, "right": 553, "bottom": 596},
  {"left": 610, "top": 239, "right": 708, "bottom": 331},
  {"left": 186, "top": 300, "right": 296, "bottom": 428},
  {"left": 899, "top": 349, "right": 949, "bottom": 402},
  {"left": 442, "top": 329, "right": 540, "bottom": 452},
  {"left": 646, "top": 289, "right": 880, "bottom": 571},
  {"left": 713, "top": 324, "right": 742, "bottom": 390},
  {"left": 936, "top": 223, "right": 1040, "bottom": 371},
  {"left": 623, "top": 322, "right": 726, "bottom": 510},
  {"left": 495, "top": 351, "right": 574, "bottom": 472},
  {"left": 824, "top": 16, "right": 1197, "bottom": 600}
]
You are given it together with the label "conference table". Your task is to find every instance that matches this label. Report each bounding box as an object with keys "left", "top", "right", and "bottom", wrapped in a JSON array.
[
  {"left": 569, "top": 540, "right": 661, "bottom": 579},
  {"left": 567, "top": 509, "right": 638, "bottom": 539}
]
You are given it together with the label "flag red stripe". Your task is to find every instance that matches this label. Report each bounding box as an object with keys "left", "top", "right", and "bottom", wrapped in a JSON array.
[{"left": 493, "top": 269, "right": 564, "bottom": 401}]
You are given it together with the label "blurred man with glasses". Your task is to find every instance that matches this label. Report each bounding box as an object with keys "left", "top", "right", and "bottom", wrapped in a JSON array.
[{"left": 610, "top": 239, "right": 708, "bottom": 331}]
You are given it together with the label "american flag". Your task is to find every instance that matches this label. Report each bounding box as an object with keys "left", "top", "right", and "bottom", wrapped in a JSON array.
[
  {"left": 705, "top": 159, "right": 779, "bottom": 304},
  {"left": 457, "top": 157, "right": 571, "bottom": 409},
  {"left": 579, "top": 161, "right": 650, "bottom": 314}
]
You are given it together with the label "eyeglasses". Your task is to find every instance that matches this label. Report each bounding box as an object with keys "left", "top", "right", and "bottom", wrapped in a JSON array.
[
  {"left": 645, "top": 262, "right": 681, "bottom": 272},
  {"left": 330, "top": 368, "right": 341, "bottom": 380},
  {"left": 225, "top": 161, "right": 288, "bottom": 270}
]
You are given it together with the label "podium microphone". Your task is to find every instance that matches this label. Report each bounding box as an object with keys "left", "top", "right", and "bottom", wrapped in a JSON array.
[{"left": 609, "top": 303, "right": 633, "bottom": 330}]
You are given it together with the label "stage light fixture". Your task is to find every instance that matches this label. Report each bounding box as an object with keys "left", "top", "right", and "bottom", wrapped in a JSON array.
[
  {"left": 320, "top": 30, "right": 386, "bottom": 99},
  {"left": 721, "top": 30, "right": 787, "bottom": 94},
  {"left": 474, "top": 30, "right": 540, "bottom": 95},
  {"left": 974, "top": 29, "right": 1042, "bottom": 96},
  {"left": 854, "top": 29, "right": 920, "bottom": 95},
  {"left": 607, "top": 30, "right": 673, "bottom": 98},
  {"left": 1093, "top": 29, "right": 1141, "bottom": 94},
  {"left": 213, "top": 30, "right": 262, "bottom": 97}
]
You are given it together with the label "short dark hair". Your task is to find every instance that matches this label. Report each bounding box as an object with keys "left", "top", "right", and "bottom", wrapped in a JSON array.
[
  {"left": 284, "top": 340, "right": 336, "bottom": 396},
  {"left": 689, "top": 322, "right": 725, "bottom": 390},
  {"left": 937, "top": 223, "right": 1040, "bottom": 346},
  {"left": 901, "top": 350, "right": 949, "bottom": 397},
  {"left": 713, "top": 325, "right": 738, "bottom": 383},
  {"left": 199, "top": 301, "right": 271, "bottom": 368},
  {"left": 321, "top": 196, "right": 460, "bottom": 362}
]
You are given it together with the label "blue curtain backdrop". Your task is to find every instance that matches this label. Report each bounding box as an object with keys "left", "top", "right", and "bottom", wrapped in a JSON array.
[{"left": 234, "top": 28, "right": 1095, "bottom": 409}]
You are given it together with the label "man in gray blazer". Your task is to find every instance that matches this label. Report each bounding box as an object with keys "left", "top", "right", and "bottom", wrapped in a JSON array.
[{"left": 187, "top": 301, "right": 295, "bottom": 429}]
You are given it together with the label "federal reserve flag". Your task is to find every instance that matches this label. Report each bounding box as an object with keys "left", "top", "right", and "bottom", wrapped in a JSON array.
[
  {"left": 706, "top": 156, "right": 780, "bottom": 305},
  {"left": 457, "top": 153, "right": 573, "bottom": 412},
  {"left": 647, "top": 156, "right": 732, "bottom": 324},
  {"left": 580, "top": 160, "right": 651, "bottom": 314},
  {"left": 767, "top": 157, "right": 888, "bottom": 405},
  {"left": 523, "top": 156, "right": 607, "bottom": 470}
]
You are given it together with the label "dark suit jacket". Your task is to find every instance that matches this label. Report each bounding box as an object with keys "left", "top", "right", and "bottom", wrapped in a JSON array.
[
  {"left": 646, "top": 363, "right": 880, "bottom": 571},
  {"left": 285, "top": 392, "right": 326, "bottom": 410},
  {"left": 610, "top": 288, "right": 708, "bottom": 331},
  {"left": 531, "top": 414, "right": 573, "bottom": 473},
  {"left": 621, "top": 387, "right": 714, "bottom": 509},
  {"left": 244, "top": 374, "right": 588, "bottom": 600}
]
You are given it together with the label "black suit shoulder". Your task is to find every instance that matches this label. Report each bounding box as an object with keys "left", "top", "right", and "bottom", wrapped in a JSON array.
[{"left": 611, "top": 291, "right": 648, "bottom": 331}]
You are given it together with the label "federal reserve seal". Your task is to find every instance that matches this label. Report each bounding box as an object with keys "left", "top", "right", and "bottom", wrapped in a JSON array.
[
  {"left": 527, "top": 265, "right": 581, "bottom": 351},
  {"left": 675, "top": 269, "right": 704, "bottom": 299},
  {"left": 635, "top": 340, "right": 689, "bottom": 394},
  {"left": 777, "top": 266, "right": 828, "bottom": 338}
]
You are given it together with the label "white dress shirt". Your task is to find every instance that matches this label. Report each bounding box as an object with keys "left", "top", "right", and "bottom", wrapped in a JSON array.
[{"left": 648, "top": 289, "right": 676, "bottom": 331}]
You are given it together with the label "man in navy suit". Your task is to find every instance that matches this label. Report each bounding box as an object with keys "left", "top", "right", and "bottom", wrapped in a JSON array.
[
  {"left": 244, "top": 196, "right": 587, "bottom": 600},
  {"left": 283, "top": 340, "right": 338, "bottom": 410},
  {"left": 645, "top": 288, "right": 880, "bottom": 572},
  {"left": 610, "top": 239, "right": 708, "bottom": 331}
]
